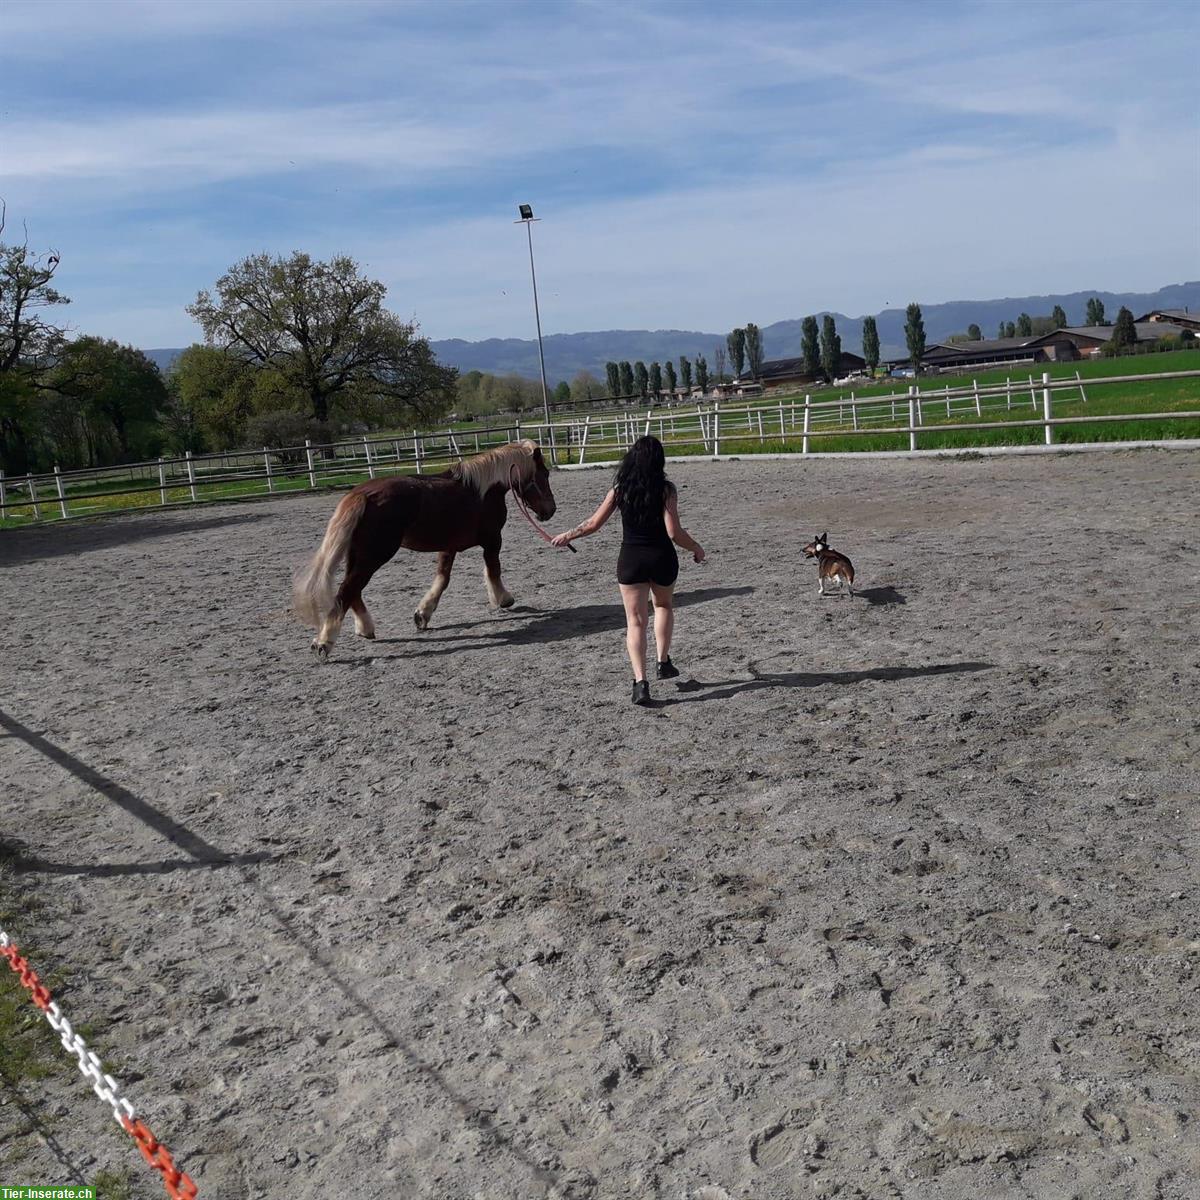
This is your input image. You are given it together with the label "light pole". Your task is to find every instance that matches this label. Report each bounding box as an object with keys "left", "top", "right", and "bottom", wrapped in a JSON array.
[{"left": 514, "top": 203, "right": 556, "bottom": 463}]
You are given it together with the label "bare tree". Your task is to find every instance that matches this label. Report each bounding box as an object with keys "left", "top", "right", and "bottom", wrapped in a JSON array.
[{"left": 1, "top": 201, "right": 71, "bottom": 471}]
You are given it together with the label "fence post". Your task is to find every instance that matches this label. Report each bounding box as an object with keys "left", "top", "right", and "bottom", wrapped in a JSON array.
[
  {"left": 757, "top": 410, "right": 764, "bottom": 442},
  {"left": 850, "top": 392, "right": 859, "bottom": 432},
  {"left": 945, "top": 386, "right": 951, "bottom": 417},
  {"left": 578, "top": 415, "right": 591, "bottom": 465},
  {"left": 263, "top": 449, "right": 275, "bottom": 493},
  {"left": 53, "top": 465, "right": 68, "bottom": 519},
  {"left": 412, "top": 432, "right": 422, "bottom": 474},
  {"left": 304, "top": 439, "right": 317, "bottom": 488},
  {"left": 908, "top": 388, "right": 917, "bottom": 451},
  {"left": 778, "top": 400, "right": 785, "bottom": 437},
  {"left": 185, "top": 450, "right": 197, "bottom": 501},
  {"left": 802, "top": 395, "right": 811, "bottom": 454},
  {"left": 157, "top": 457, "right": 167, "bottom": 504},
  {"left": 474, "top": 433, "right": 480, "bottom": 453},
  {"left": 447, "top": 428, "right": 461, "bottom": 458},
  {"left": 1028, "top": 374, "right": 1037, "bottom": 410},
  {"left": 1075, "top": 369, "right": 1088, "bottom": 404},
  {"left": 26, "top": 473, "right": 41, "bottom": 520},
  {"left": 363, "top": 435, "right": 375, "bottom": 479},
  {"left": 1006, "top": 378, "right": 1012, "bottom": 410},
  {"left": 973, "top": 380, "right": 982, "bottom": 416},
  {"left": 713, "top": 402, "right": 721, "bottom": 456},
  {"left": 1042, "top": 372, "right": 1054, "bottom": 445}
]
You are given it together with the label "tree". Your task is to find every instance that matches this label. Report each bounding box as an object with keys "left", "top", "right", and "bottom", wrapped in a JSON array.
[
  {"left": 187, "top": 251, "right": 456, "bottom": 428},
  {"left": 727, "top": 327, "right": 746, "bottom": 378},
  {"left": 997, "top": 322, "right": 1006, "bottom": 339},
  {"left": 648, "top": 361, "right": 662, "bottom": 396},
  {"left": 51, "top": 337, "right": 167, "bottom": 464},
  {"left": 1112, "top": 306, "right": 1137, "bottom": 351},
  {"left": 1016, "top": 312, "right": 1033, "bottom": 337},
  {"left": 1051, "top": 304, "right": 1067, "bottom": 329},
  {"left": 819, "top": 314, "right": 841, "bottom": 383},
  {"left": 1004, "top": 321, "right": 1016, "bottom": 339},
  {"left": 1, "top": 204, "right": 70, "bottom": 472},
  {"left": 967, "top": 323, "right": 982, "bottom": 340},
  {"left": 744, "top": 322, "right": 764, "bottom": 377},
  {"left": 801, "top": 316, "right": 820, "bottom": 378},
  {"left": 605, "top": 361, "right": 621, "bottom": 398},
  {"left": 664, "top": 361, "right": 677, "bottom": 393},
  {"left": 553, "top": 380, "right": 571, "bottom": 405},
  {"left": 861, "top": 316, "right": 880, "bottom": 377},
  {"left": 714, "top": 345, "right": 726, "bottom": 382},
  {"left": 1086, "top": 297, "right": 1107, "bottom": 326},
  {"left": 571, "top": 369, "right": 603, "bottom": 400},
  {"left": 695, "top": 354, "right": 709, "bottom": 392},
  {"left": 904, "top": 302, "right": 926, "bottom": 374},
  {"left": 169, "top": 344, "right": 264, "bottom": 451},
  {"left": 619, "top": 361, "right": 634, "bottom": 397},
  {"left": 679, "top": 356, "right": 693, "bottom": 390},
  {"left": 634, "top": 361, "right": 648, "bottom": 398}
]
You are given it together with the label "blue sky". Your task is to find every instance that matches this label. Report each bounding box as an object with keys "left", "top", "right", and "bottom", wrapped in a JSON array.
[{"left": 2, "top": 0, "right": 1197, "bottom": 348}]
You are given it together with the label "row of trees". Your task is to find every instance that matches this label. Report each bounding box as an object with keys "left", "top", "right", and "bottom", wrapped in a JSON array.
[
  {"left": 946, "top": 299, "right": 1116, "bottom": 344},
  {"left": 1, "top": 216, "right": 461, "bottom": 473}
]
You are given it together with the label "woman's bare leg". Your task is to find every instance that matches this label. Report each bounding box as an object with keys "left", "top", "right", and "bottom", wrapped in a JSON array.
[
  {"left": 619, "top": 583, "right": 651, "bottom": 681},
  {"left": 649, "top": 582, "right": 675, "bottom": 662}
]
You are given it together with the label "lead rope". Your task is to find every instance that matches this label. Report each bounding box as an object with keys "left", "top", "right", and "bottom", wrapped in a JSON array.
[{"left": 509, "top": 465, "right": 577, "bottom": 552}]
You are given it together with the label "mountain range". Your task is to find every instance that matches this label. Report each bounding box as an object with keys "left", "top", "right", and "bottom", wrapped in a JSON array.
[{"left": 145, "top": 281, "right": 1200, "bottom": 383}]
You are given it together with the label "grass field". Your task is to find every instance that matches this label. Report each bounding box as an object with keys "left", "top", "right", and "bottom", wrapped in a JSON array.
[{"left": 2, "top": 351, "right": 1198, "bottom": 528}]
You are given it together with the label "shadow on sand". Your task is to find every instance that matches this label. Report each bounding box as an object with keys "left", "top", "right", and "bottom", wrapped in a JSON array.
[
  {"left": 664, "top": 659, "right": 992, "bottom": 704},
  {"left": 0, "top": 707, "right": 561, "bottom": 1195},
  {"left": 362, "top": 585, "right": 756, "bottom": 659}
]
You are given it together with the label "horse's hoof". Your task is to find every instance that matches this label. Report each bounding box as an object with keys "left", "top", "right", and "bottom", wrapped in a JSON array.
[
  {"left": 361, "top": 629, "right": 376, "bottom": 640},
  {"left": 314, "top": 643, "right": 330, "bottom": 662},
  {"left": 413, "top": 611, "right": 429, "bottom": 631},
  {"left": 499, "top": 595, "right": 515, "bottom": 609}
]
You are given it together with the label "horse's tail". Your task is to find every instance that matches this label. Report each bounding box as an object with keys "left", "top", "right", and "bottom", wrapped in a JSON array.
[{"left": 292, "top": 491, "right": 366, "bottom": 628}]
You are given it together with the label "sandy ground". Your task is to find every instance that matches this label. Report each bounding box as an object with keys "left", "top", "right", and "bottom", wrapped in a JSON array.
[{"left": 1, "top": 449, "right": 1198, "bottom": 1200}]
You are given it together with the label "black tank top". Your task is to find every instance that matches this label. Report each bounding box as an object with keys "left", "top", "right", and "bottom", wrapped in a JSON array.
[{"left": 618, "top": 483, "right": 673, "bottom": 547}]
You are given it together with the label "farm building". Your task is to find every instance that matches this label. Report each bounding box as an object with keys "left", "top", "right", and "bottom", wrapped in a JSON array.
[
  {"left": 1026, "top": 322, "right": 1192, "bottom": 358},
  {"left": 755, "top": 352, "right": 867, "bottom": 393},
  {"left": 1135, "top": 307, "right": 1200, "bottom": 333}
]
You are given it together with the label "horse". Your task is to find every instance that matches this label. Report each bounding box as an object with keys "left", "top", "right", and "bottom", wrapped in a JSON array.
[{"left": 293, "top": 439, "right": 558, "bottom": 659}]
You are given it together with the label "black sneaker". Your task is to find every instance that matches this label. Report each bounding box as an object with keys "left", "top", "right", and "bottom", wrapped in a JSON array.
[
  {"left": 631, "top": 680, "right": 651, "bottom": 706},
  {"left": 656, "top": 657, "right": 680, "bottom": 680}
]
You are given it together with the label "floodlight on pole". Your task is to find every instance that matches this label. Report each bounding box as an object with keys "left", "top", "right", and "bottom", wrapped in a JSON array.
[{"left": 514, "top": 203, "right": 556, "bottom": 463}]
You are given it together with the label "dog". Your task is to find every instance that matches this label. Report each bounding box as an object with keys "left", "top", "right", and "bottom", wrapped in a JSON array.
[{"left": 802, "top": 532, "right": 855, "bottom": 597}]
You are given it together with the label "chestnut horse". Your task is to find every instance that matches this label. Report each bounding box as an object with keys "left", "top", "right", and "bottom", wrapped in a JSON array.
[{"left": 293, "top": 440, "right": 557, "bottom": 659}]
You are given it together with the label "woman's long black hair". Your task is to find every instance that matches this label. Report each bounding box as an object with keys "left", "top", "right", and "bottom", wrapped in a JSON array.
[{"left": 614, "top": 435, "right": 671, "bottom": 526}]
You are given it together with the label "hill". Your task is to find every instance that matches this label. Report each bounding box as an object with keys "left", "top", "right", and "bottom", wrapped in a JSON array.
[{"left": 145, "top": 281, "right": 1200, "bottom": 383}]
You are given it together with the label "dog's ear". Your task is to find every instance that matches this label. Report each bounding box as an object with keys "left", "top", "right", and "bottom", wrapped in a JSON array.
[{"left": 819, "top": 531, "right": 827, "bottom": 542}]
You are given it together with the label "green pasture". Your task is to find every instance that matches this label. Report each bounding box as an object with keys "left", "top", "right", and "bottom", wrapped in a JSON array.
[{"left": 2, "top": 352, "right": 1198, "bottom": 529}]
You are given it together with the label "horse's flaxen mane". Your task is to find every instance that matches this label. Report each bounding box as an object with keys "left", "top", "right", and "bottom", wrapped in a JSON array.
[{"left": 454, "top": 439, "right": 539, "bottom": 495}]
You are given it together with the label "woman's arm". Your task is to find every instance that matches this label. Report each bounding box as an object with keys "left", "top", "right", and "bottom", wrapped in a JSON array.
[
  {"left": 664, "top": 489, "right": 705, "bottom": 562},
  {"left": 551, "top": 489, "right": 617, "bottom": 546}
]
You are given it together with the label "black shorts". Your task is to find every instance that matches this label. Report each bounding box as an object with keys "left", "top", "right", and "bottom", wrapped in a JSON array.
[{"left": 617, "top": 542, "right": 679, "bottom": 587}]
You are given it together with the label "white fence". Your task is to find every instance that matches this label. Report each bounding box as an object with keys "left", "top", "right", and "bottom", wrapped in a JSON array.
[{"left": 2, "top": 370, "right": 1199, "bottom": 523}]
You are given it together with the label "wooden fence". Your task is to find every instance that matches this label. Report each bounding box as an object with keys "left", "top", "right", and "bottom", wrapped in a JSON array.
[{"left": 2, "top": 370, "right": 1198, "bottom": 523}]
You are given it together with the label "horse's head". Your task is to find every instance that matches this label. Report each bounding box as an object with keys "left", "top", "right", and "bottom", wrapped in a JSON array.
[{"left": 515, "top": 441, "right": 557, "bottom": 521}]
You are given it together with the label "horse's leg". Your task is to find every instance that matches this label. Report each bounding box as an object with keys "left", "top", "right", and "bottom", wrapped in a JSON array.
[
  {"left": 482, "top": 540, "right": 514, "bottom": 609},
  {"left": 414, "top": 551, "right": 456, "bottom": 630},
  {"left": 350, "top": 597, "right": 376, "bottom": 639},
  {"left": 314, "top": 545, "right": 388, "bottom": 660}
]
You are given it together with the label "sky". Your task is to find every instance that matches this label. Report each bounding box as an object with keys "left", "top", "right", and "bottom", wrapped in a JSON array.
[{"left": 2, "top": 0, "right": 1198, "bottom": 349}]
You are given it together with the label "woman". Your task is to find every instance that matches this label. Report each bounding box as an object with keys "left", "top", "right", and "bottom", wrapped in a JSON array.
[{"left": 552, "top": 436, "right": 705, "bottom": 705}]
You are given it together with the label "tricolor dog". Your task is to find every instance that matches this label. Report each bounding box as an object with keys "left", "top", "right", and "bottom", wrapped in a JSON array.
[{"left": 802, "top": 532, "right": 855, "bottom": 597}]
